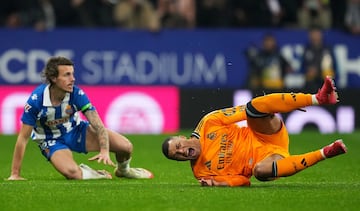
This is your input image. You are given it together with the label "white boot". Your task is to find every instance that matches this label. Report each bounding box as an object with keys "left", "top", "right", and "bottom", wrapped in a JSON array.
[
  {"left": 79, "top": 163, "right": 112, "bottom": 179},
  {"left": 114, "top": 158, "right": 153, "bottom": 179}
]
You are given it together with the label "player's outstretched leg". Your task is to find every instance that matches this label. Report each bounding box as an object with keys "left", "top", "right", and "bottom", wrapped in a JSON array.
[
  {"left": 272, "top": 139, "right": 347, "bottom": 178},
  {"left": 246, "top": 76, "right": 338, "bottom": 116},
  {"left": 114, "top": 158, "right": 154, "bottom": 179}
]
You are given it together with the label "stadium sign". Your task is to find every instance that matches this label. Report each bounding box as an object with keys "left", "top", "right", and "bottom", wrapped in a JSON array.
[{"left": 0, "top": 29, "right": 359, "bottom": 88}]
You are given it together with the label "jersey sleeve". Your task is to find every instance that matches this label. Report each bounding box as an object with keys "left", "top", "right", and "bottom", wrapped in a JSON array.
[
  {"left": 213, "top": 175, "right": 251, "bottom": 187},
  {"left": 21, "top": 93, "right": 41, "bottom": 127},
  {"left": 72, "top": 86, "right": 96, "bottom": 113},
  {"left": 193, "top": 105, "right": 247, "bottom": 135}
]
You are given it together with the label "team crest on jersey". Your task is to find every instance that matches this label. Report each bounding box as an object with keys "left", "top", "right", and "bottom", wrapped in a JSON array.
[
  {"left": 65, "top": 105, "right": 73, "bottom": 115},
  {"left": 207, "top": 132, "right": 217, "bottom": 140},
  {"left": 24, "top": 103, "right": 32, "bottom": 113}
]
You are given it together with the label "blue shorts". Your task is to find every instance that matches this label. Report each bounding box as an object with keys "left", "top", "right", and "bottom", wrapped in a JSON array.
[{"left": 38, "top": 121, "right": 89, "bottom": 160}]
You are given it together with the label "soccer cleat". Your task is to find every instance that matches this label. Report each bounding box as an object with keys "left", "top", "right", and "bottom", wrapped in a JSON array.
[
  {"left": 322, "top": 139, "right": 347, "bottom": 158},
  {"left": 115, "top": 167, "right": 154, "bottom": 179},
  {"left": 96, "top": 170, "right": 113, "bottom": 179},
  {"left": 79, "top": 163, "right": 112, "bottom": 179},
  {"left": 315, "top": 76, "right": 338, "bottom": 105}
]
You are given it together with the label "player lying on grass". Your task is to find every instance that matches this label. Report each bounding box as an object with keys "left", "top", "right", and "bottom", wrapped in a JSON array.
[
  {"left": 8, "top": 56, "right": 153, "bottom": 180},
  {"left": 162, "top": 76, "right": 347, "bottom": 187}
]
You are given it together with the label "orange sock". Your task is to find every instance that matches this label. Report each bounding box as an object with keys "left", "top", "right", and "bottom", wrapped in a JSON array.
[
  {"left": 251, "top": 93, "right": 313, "bottom": 114},
  {"left": 273, "top": 150, "right": 324, "bottom": 177}
]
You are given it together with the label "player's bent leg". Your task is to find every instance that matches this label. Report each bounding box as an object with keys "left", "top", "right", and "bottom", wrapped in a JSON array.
[
  {"left": 272, "top": 139, "right": 347, "bottom": 178},
  {"left": 86, "top": 126, "right": 154, "bottom": 179},
  {"left": 51, "top": 148, "right": 112, "bottom": 180},
  {"left": 246, "top": 114, "right": 282, "bottom": 135},
  {"left": 107, "top": 130, "right": 154, "bottom": 179},
  {"left": 247, "top": 77, "right": 338, "bottom": 116},
  {"left": 86, "top": 126, "right": 134, "bottom": 161},
  {"left": 50, "top": 149, "right": 83, "bottom": 179},
  {"left": 247, "top": 92, "right": 313, "bottom": 115},
  {"left": 246, "top": 93, "right": 302, "bottom": 135},
  {"left": 107, "top": 129, "right": 133, "bottom": 162},
  {"left": 253, "top": 154, "right": 284, "bottom": 181}
]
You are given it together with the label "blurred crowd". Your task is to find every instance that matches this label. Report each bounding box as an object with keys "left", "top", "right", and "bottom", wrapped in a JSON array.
[
  {"left": 0, "top": 0, "right": 358, "bottom": 92},
  {"left": 0, "top": 0, "right": 359, "bottom": 35},
  {"left": 245, "top": 25, "right": 336, "bottom": 93}
]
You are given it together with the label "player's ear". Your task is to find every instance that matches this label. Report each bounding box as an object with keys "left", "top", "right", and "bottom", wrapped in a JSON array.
[{"left": 50, "top": 77, "right": 57, "bottom": 84}]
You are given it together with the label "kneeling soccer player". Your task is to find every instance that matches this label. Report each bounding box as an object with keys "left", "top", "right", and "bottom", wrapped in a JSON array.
[{"left": 8, "top": 56, "right": 153, "bottom": 180}]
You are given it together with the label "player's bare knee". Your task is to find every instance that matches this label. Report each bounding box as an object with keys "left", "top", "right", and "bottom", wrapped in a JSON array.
[
  {"left": 122, "top": 140, "right": 133, "bottom": 154},
  {"left": 246, "top": 101, "right": 269, "bottom": 118},
  {"left": 112, "top": 138, "right": 133, "bottom": 154},
  {"left": 253, "top": 164, "right": 265, "bottom": 180},
  {"left": 114, "top": 140, "right": 133, "bottom": 161},
  {"left": 253, "top": 163, "right": 272, "bottom": 181},
  {"left": 63, "top": 166, "right": 82, "bottom": 180}
]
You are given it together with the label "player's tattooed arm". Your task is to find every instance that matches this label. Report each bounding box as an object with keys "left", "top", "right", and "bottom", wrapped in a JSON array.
[{"left": 85, "top": 110, "right": 109, "bottom": 150}]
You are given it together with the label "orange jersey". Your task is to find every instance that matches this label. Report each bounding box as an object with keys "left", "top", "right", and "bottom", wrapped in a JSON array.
[{"left": 190, "top": 105, "right": 290, "bottom": 186}]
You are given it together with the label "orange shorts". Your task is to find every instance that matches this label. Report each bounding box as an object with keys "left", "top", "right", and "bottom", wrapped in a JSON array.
[{"left": 249, "top": 121, "right": 290, "bottom": 164}]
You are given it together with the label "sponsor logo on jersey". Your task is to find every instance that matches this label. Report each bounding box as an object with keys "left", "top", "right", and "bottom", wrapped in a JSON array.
[{"left": 45, "top": 117, "right": 70, "bottom": 126}]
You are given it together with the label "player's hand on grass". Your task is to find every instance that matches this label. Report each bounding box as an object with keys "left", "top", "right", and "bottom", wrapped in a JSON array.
[
  {"left": 199, "top": 177, "right": 229, "bottom": 187},
  {"left": 199, "top": 178, "right": 213, "bottom": 186},
  {"left": 199, "top": 177, "right": 221, "bottom": 186},
  {"left": 88, "top": 151, "right": 116, "bottom": 167},
  {"left": 7, "top": 175, "right": 26, "bottom": 181}
]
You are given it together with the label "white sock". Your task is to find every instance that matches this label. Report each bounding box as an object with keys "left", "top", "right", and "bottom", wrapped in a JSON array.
[
  {"left": 312, "top": 95, "right": 319, "bottom": 105},
  {"left": 117, "top": 158, "right": 131, "bottom": 173},
  {"left": 320, "top": 148, "right": 326, "bottom": 159},
  {"left": 79, "top": 163, "right": 109, "bottom": 179}
]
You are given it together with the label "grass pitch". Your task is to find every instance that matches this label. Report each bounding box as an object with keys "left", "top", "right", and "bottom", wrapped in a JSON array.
[{"left": 1, "top": 130, "right": 360, "bottom": 211}]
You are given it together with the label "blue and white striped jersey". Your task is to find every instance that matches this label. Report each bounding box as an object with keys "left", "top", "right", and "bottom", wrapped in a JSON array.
[{"left": 21, "top": 84, "right": 95, "bottom": 143}]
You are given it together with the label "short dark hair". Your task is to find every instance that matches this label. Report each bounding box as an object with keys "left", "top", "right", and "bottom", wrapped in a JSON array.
[
  {"left": 42, "top": 56, "right": 74, "bottom": 84},
  {"left": 162, "top": 137, "right": 172, "bottom": 159}
]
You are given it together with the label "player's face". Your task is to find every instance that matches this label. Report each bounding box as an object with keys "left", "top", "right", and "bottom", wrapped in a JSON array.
[
  {"left": 54, "top": 65, "right": 75, "bottom": 93},
  {"left": 167, "top": 136, "right": 201, "bottom": 161}
]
